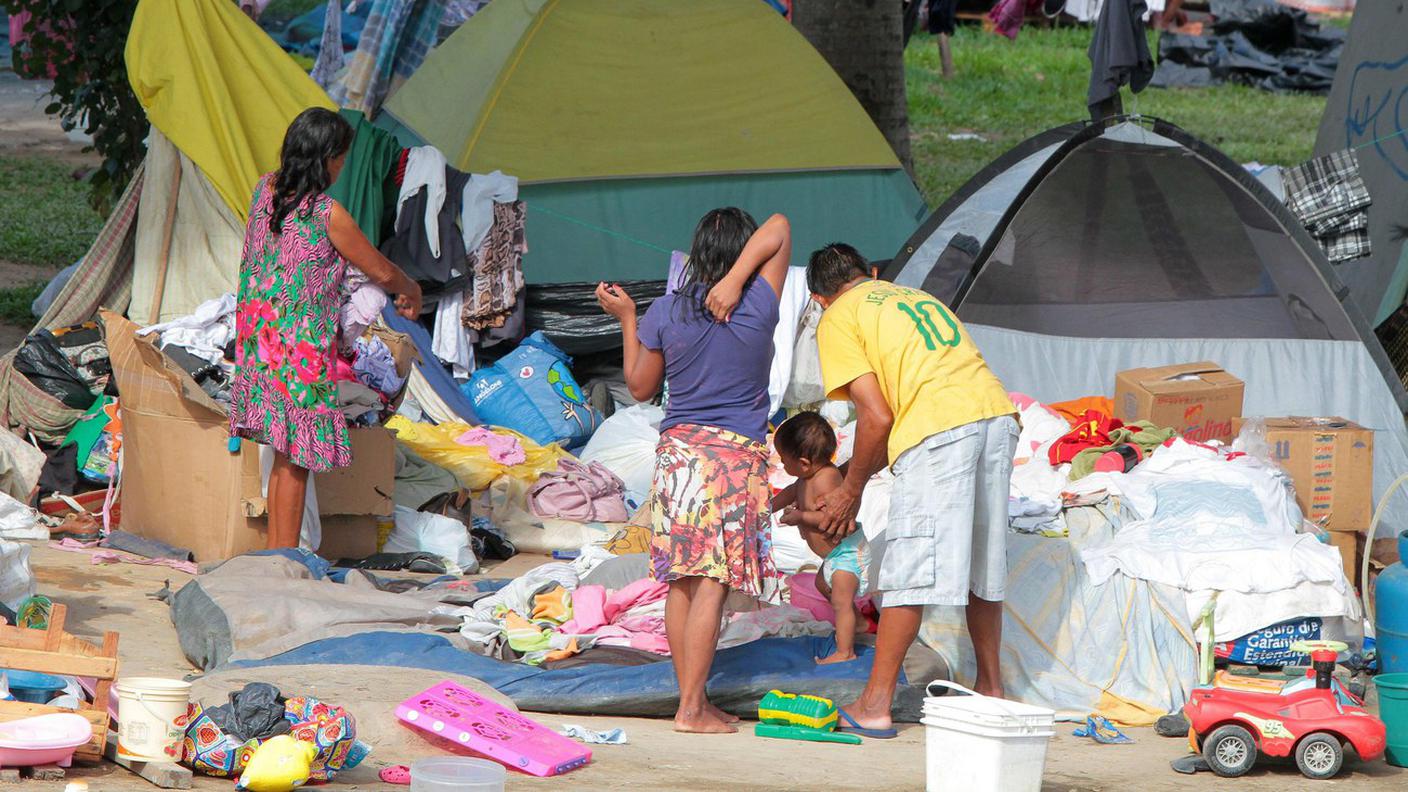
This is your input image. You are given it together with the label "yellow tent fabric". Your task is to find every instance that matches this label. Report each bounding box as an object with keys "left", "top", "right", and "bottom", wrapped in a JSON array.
[
  {"left": 126, "top": 0, "right": 334, "bottom": 221},
  {"left": 383, "top": 0, "right": 900, "bottom": 182}
]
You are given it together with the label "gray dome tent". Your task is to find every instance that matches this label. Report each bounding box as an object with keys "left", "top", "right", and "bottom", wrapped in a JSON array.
[{"left": 883, "top": 117, "right": 1408, "bottom": 523}]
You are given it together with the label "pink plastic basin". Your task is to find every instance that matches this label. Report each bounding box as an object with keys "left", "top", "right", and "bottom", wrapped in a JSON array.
[{"left": 0, "top": 713, "right": 92, "bottom": 769}]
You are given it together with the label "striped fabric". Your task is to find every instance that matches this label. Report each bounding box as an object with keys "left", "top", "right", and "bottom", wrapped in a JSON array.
[
  {"left": 0, "top": 163, "right": 145, "bottom": 442},
  {"left": 330, "top": 0, "right": 447, "bottom": 117}
]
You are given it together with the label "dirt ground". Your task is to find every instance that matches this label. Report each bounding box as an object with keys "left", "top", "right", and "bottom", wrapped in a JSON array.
[{"left": 11, "top": 544, "right": 1401, "bottom": 791}]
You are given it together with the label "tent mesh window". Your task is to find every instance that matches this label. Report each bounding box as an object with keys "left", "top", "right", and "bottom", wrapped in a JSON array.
[{"left": 1376, "top": 304, "right": 1408, "bottom": 391}]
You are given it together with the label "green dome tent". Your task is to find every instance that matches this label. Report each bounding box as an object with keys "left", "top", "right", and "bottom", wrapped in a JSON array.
[{"left": 378, "top": 0, "right": 927, "bottom": 286}]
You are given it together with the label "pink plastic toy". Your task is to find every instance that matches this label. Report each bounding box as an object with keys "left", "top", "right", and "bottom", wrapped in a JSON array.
[
  {"left": 0, "top": 713, "right": 92, "bottom": 769},
  {"left": 395, "top": 681, "right": 590, "bottom": 777}
]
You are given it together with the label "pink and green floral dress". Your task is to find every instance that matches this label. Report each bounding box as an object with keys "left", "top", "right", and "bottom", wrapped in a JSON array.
[{"left": 228, "top": 174, "right": 352, "bottom": 473}]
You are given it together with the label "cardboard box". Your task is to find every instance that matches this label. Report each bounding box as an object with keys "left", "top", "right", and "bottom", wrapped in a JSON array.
[
  {"left": 1234, "top": 417, "right": 1374, "bottom": 531},
  {"left": 1115, "top": 362, "right": 1244, "bottom": 444},
  {"left": 103, "top": 312, "right": 394, "bottom": 562},
  {"left": 1328, "top": 530, "right": 1362, "bottom": 588}
]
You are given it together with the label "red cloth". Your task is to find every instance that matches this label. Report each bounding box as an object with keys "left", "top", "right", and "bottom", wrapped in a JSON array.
[{"left": 1048, "top": 410, "right": 1125, "bottom": 466}]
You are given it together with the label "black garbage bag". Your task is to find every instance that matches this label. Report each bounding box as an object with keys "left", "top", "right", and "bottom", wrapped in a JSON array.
[
  {"left": 202, "top": 683, "right": 291, "bottom": 743},
  {"left": 13, "top": 325, "right": 107, "bottom": 410},
  {"left": 526, "top": 280, "right": 666, "bottom": 355}
]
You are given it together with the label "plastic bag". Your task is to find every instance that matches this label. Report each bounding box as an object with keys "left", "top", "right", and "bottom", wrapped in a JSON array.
[
  {"left": 386, "top": 416, "right": 569, "bottom": 492},
  {"left": 578, "top": 404, "right": 663, "bottom": 498},
  {"left": 0, "top": 540, "right": 35, "bottom": 611},
  {"left": 782, "top": 301, "right": 824, "bottom": 408},
  {"left": 1231, "top": 417, "right": 1272, "bottom": 463},
  {"left": 385, "top": 506, "right": 477, "bottom": 574},
  {"left": 464, "top": 331, "right": 603, "bottom": 450},
  {"left": 12, "top": 330, "right": 101, "bottom": 409}
]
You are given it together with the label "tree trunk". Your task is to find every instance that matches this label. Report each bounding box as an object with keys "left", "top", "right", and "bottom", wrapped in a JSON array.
[{"left": 793, "top": 0, "right": 912, "bottom": 173}]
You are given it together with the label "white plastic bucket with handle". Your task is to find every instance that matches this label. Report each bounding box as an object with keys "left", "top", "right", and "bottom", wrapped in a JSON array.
[
  {"left": 920, "top": 680, "right": 1055, "bottom": 792},
  {"left": 114, "top": 677, "right": 191, "bottom": 762}
]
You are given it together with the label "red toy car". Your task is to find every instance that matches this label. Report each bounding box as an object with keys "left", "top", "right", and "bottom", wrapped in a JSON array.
[{"left": 1183, "top": 641, "right": 1387, "bottom": 780}]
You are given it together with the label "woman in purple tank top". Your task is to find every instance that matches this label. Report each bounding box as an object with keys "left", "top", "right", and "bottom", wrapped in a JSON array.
[{"left": 596, "top": 208, "right": 790, "bottom": 734}]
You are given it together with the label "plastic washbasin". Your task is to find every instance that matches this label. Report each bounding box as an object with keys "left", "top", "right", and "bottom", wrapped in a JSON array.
[{"left": 0, "top": 713, "right": 92, "bottom": 769}]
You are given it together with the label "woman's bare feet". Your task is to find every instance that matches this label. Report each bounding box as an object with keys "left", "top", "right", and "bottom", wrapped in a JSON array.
[
  {"left": 706, "top": 702, "right": 740, "bottom": 723},
  {"left": 816, "top": 650, "right": 857, "bottom": 665},
  {"left": 674, "top": 705, "right": 738, "bottom": 734}
]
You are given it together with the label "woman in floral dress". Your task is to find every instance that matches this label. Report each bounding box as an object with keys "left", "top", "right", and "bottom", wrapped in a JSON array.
[
  {"left": 596, "top": 208, "right": 790, "bottom": 733},
  {"left": 229, "top": 108, "right": 421, "bottom": 549}
]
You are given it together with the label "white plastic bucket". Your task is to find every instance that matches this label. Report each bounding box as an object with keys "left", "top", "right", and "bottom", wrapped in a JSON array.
[
  {"left": 921, "top": 680, "right": 1055, "bottom": 792},
  {"left": 114, "top": 677, "right": 191, "bottom": 762}
]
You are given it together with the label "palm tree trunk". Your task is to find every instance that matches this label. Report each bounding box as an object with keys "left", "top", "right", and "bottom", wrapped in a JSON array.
[{"left": 793, "top": 0, "right": 913, "bottom": 173}]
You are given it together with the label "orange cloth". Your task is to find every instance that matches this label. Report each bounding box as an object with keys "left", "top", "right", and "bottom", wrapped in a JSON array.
[{"left": 1049, "top": 396, "right": 1114, "bottom": 427}]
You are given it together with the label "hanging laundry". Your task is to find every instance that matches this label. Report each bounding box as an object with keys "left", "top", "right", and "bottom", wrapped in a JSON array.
[
  {"left": 1281, "top": 149, "right": 1373, "bottom": 264},
  {"left": 432, "top": 291, "right": 475, "bottom": 378},
  {"left": 310, "top": 0, "right": 345, "bottom": 88},
  {"left": 460, "top": 170, "right": 518, "bottom": 255},
  {"left": 329, "top": 0, "right": 448, "bottom": 117},
  {"left": 382, "top": 167, "right": 471, "bottom": 290},
  {"left": 326, "top": 110, "right": 402, "bottom": 247},
  {"left": 462, "top": 200, "right": 527, "bottom": 331},
  {"left": 397, "top": 147, "right": 448, "bottom": 258},
  {"left": 988, "top": 0, "right": 1043, "bottom": 40}
]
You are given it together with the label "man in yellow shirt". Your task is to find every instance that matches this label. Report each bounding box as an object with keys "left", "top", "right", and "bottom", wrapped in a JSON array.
[{"left": 808, "top": 243, "right": 1017, "bottom": 736}]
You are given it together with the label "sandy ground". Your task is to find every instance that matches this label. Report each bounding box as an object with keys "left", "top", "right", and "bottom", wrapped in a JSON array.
[{"left": 11, "top": 544, "right": 1403, "bottom": 791}]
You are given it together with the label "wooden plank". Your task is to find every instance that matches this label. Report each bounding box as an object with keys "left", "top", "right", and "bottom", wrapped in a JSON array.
[
  {"left": 0, "top": 647, "right": 118, "bottom": 678},
  {"left": 44, "top": 605, "right": 67, "bottom": 653},
  {"left": 104, "top": 733, "right": 193, "bottom": 789},
  {"left": 0, "top": 627, "right": 49, "bottom": 651}
]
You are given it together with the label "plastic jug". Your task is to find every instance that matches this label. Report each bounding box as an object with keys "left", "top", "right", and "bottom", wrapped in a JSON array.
[{"left": 1376, "top": 530, "right": 1408, "bottom": 675}]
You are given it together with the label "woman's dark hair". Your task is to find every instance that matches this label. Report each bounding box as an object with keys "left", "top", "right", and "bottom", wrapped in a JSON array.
[
  {"left": 675, "top": 207, "right": 758, "bottom": 319},
  {"left": 268, "top": 107, "right": 354, "bottom": 235},
  {"left": 773, "top": 411, "right": 837, "bottom": 464},
  {"left": 807, "top": 243, "right": 871, "bottom": 297}
]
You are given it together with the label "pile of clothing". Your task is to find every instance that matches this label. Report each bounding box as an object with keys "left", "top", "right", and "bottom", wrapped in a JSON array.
[
  {"left": 1003, "top": 392, "right": 1362, "bottom": 653},
  {"left": 443, "top": 555, "right": 832, "bottom": 666},
  {"left": 138, "top": 294, "right": 411, "bottom": 427}
]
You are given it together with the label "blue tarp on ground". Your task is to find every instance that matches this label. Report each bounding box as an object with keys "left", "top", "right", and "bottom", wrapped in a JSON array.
[{"left": 227, "top": 631, "right": 925, "bottom": 721}]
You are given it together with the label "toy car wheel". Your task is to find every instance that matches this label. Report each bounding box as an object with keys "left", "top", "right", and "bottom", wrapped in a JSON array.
[
  {"left": 1202, "top": 724, "right": 1257, "bottom": 777},
  {"left": 1295, "top": 732, "right": 1343, "bottom": 780}
]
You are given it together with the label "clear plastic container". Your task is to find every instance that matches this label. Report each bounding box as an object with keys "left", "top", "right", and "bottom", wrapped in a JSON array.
[{"left": 410, "top": 757, "right": 507, "bottom": 791}]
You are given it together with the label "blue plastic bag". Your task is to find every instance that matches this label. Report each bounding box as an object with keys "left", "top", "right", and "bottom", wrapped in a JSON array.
[{"left": 464, "top": 332, "right": 602, "bottom": 450}]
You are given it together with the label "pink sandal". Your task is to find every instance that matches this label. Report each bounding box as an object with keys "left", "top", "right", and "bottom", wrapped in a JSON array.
[{"left": 379, "top": 765, "right": 412, "bottom": 785}]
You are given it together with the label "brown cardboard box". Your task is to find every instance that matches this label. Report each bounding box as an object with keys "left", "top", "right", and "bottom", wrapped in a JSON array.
[
  {"left": 1114, "top": 362, "right": 1244, "bottom": 444},
  {"left": 1329, "top": 530, "right": 1362, "bottom": 588},
  {"left": 1234, "top": 417, "right": 1374, "bottom": 531},
  {"left": 104, "top": 312, "right": 394, "bottom": 562}
]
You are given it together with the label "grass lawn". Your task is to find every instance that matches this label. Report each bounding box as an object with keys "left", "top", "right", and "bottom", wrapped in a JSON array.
[
  {"left": 905, "top": 24, "right": 1329, "bottom": 207},
  {"left": 0, "top": 155, "right": 102, "bottom": 269}
]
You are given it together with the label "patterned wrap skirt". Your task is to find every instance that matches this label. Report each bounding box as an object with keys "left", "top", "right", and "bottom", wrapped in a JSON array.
[{"left": 649, "top": 423, "right": 775, "bottom": 596}]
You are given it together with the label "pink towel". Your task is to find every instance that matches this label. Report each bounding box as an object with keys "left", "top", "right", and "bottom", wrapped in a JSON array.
[{"left": 455, "top": 426, "right": 526, "bottom": 465}]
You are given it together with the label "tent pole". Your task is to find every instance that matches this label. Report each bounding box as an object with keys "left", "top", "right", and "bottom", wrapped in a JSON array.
[{"left": 146, "top": 157, "right": 183, "bottom": 323}]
